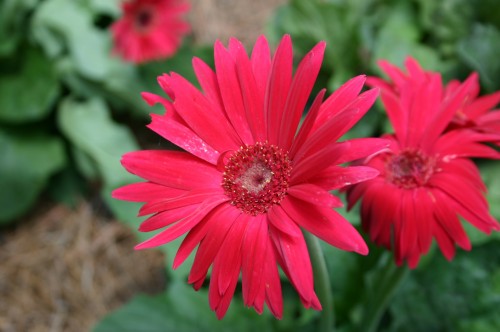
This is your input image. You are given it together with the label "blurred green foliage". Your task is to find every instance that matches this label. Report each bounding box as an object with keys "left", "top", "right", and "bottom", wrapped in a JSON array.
[{"left": 0, "top": 0, "right": 211, "bottom": 225}]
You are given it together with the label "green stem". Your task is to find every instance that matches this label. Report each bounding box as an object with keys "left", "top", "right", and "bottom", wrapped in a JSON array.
[
  {"left": 361, "top": 253, "right": 409, "bottom": 332},
  {"left": 305, "top": 232, "right": 334, "bottom": 332}
]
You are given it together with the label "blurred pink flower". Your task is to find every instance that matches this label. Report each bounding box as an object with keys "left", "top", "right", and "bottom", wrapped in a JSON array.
[
  {"left": 347, "top": 57, "right": 500, "bottom": 268},
  {"left": 113, "top": 35, "right": 387, "bottom": 318},
  {"left": 111, "top": 0, "right": 190, "bottom": 64}
]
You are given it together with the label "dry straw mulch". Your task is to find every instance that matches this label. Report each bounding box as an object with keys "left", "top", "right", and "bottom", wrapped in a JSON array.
[{"left": 0, "top": 203, "right": 165, "bottom": 332}]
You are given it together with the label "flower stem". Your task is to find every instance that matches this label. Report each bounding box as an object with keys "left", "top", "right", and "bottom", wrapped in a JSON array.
[
  {"left": 361, "top": 253, "right": 409, "bottom": 332},
  {"left": 305, "top": 232, "right": 334, "bottom": 332}
]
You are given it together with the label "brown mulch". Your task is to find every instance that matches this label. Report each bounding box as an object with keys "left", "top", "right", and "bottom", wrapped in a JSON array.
[
  {"left": 0, "top": 203, "right": 166, "bottom": 332},
  {"left": 189, "top": 0, "right": 287, "bottom": 46},
  {"left": 0, "top": 1, "right": 287, "bottom": 331}
]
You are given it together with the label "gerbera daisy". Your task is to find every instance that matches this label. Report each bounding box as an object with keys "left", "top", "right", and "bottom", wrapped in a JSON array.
[
  {"left": 111, "top": 0, "right": 190, "bottom": 64},
  {"left": 113, "top": 35, "right": 387, "bottom": 318},
  {"left": 346, "top": 57, "right": 500, "bottom": 268},
  {"left": 445, "top": 73, "right": 500, "bottom": 145}
]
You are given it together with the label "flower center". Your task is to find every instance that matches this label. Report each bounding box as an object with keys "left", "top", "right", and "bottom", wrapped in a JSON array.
[
  {"left": 222, "top": 142, "right": 292, "bottom": 215},
  {"left": 385, "top": 149, "right": 435, "bottom": 189},
  {"left": 134, "top": 7, "right": 154, "bottom": 32}
]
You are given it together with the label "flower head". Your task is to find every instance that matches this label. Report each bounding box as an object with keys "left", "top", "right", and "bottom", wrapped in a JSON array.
[
  {"left": 111, "top": 0, "right": 190, "bottom": 63},
  {"left": 347, "top": 57, "right": 500, "bottom": 268},
  {"left": 113, "top": 35, "right": 386, "bottom": 318}
]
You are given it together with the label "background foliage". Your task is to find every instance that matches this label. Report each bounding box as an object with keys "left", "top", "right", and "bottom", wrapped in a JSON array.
[{"left": 1, "top": 0, "right": 499, "bottom": 331}]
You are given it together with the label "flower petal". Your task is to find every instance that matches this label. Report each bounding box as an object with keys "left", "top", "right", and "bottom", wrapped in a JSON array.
[
  {"left": 214, "top": 39, "right": 254, "bottom": 144},
  {"left": 241, "top": 214, "right": 268, "bottom": 309},
  {"left": 187, "top": 204, "right": 241, "bottom": 286},
  {"left": 265, "top": 35, "right": 293, "bottom": 145},
  {"left": 288, "top": 183, "right": 343, "bottom": 207},
  {"left": 269, "top": 221, "right": 319, "bottom": 309},
  {"left": 135, "top": 196, "right": 227, "bottom": 249},
  {"left": 281, "top": 197, "right": 368, "bottom": 255},
  {"left": 278, "top": 41, "right": 326, "bottom": 150},
  {"left": 310, "top": 165, "right": 380, "bottom": 191},
  {"left": 121, "top": 150, "right": 221, "bottom": 190},
  {"left": 112, "top": 182, "right": 186, "bottom": 202}
]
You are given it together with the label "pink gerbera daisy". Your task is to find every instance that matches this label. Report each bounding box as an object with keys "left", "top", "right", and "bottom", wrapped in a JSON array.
[
  {"left": 111, "top": 0, "right": 190, "bottom": 64},
  {"left": 113, "top": 35, "right": 388, "bottom": 318},
  {"left": 445, "top": 73, "right": 500, "bottom": 145},
  {"left": 346, "top": 57, "right": 500, "bottom": 268}
]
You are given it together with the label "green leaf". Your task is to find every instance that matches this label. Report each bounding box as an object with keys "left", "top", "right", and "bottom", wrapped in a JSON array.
[
  {"left": 0, "top": 47, "right": 59, "bottom": 123},
  {"left": 0, "top": 0, "right": 40, "bottom": 56},
  {"left": 457, "top": 24, "right": 500, "bottom": 91},
  {"left": 93, "top": 282, "right": 275, "bottom": 332},
  {"left": 0, "top": 129, "right": 65, "bottom": 224},
  {"left": 57, "top": 97, "right": 139, "bottom": 189},
  {"left": 387, "top": 241, "right": 500, "bottom": 332},
  {"left": 32, "top": 0, "right": 112, "bottom": 80},
  {"left": 57, "top": 97, "right": 145, "bottom": 231},
  {"left": 371, "top": 2, "right": 442, "bottom": 73}
]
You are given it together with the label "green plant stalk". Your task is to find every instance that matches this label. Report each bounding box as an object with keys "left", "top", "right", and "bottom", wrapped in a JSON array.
[
  {"left": 361, "top": 253, "right": 409, "bottom": 332},
  {"left": 305, "top": 232, "right": 334, "bottom": 332}
]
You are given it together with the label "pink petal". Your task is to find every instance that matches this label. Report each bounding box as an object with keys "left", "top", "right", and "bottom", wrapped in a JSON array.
[
  {"left": 138, "top": 188, "right": 225, "bottom": 216},
  {"left": 465, "top": 90, "right": 500, "bottom": 119},
  {"left": 269, "top": 222, "right": 318, "bottom": 309},
  {"left": 173, "top": 209, "right": 217, "bottom": 269},
  {"left": 263, "top": 241, "right": 283, "bottom": 319},
  {"left": 422, "top": 74, "right": 476, "bottom": 149},
  {"left": 404, "top": 73, "right": 442, "bottom": 146},
  {"left": 209, "top": 214, "right": 248, "bottom": 318},
  {"left": 289, "top": 89, "right": 326, "bottom": 158},
  {"left": 112, "top": 182, "right": 186, "bottom": 202},
  {"left": 433, "top": 220, "right": 456, "bottom": 261},
  {"left": 432, "top": 189, "right": 471, "bottom": 251},
  {"left": 250, "top": 35, "right": 272, "bottom": 108},
  {"left": 379, "top": 90, "right": 406, "bottom": 143},
  {"left": 214, "top": 40, "right": 254, "bottom": 144},
  {"left": 413, "top": 188, "right": 434, "bottom": 254},
  {"left": 360, "top": 181, "right": 400, "bottom": 249},
  {"left": 288, "top": 183, "right": 343, "bottom": 207},
  {"left": 192, "top": 57, "right": 224, "bottom": 111},
  {"left": 312, "top": 75, "right": 367, "bottom": 132},
  {"left": 395, "top": 190, "right": 418, "bottom": 264},
  {"left": 188, "top": 204, "right": 241, "bottom": 286},
  {"left": 147, "top": 113, "right": 220, "bottom": 164},
  {"left": 281, "top": 196, "right": 368, "bottom": 255},
  {"left": 241, "top": 214, "right": 268, "bottom": 308},
  {"left": 293, "top": 88, "right": 380, "bottom": 163},
  {"left": 135, "top": 197, "right": 227, "bottom": 249},
  {"left": 234, "top": 39, "right": 267, "bottom": 141},
  {"left": 121, "top": 150, "right": 222, "bottom": 190},
  {"left": 278, "top": 41, "right": 326, "bottom": 150},
  {"left": 167, "top": 72, "right": 242, "bottom": 152},
  {"left": 309, "top": 165, "right": 380, "bottom": 191},
  {"left": 265, "top": 35, "right": 293, "bottom": 145},
  {"left": 139, "top": 204, "right": 198, "bottom": 232},
  {"left": 292, "top": 138, "right": 388, "bottom": 184},
  {"left": 378, "top": 59, "right": 407, "bottom": 87},
  {"left": 216, "top": 213, "right": 248, "bottom": 296},
  {"left": 431, "top": 174, "right": 499, "bottom": 232},
  {"left": 267, "top": 205, "right": 303, "bottom": 238}
]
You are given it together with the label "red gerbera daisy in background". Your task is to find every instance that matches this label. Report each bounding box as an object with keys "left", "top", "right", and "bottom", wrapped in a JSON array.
[
  {"left": 346, "top": 57, "right": 500, "bottom": 269},
  {"left": 113, "top": 35, "right": 388, "bottom": 318},
  {"left": 444, "top": 73, "right": 500, "bottom": 144},
  {"left": 111, "top": 0, "right": 190, "bottom": 64}
]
